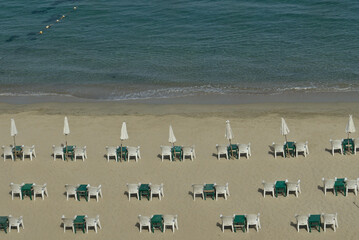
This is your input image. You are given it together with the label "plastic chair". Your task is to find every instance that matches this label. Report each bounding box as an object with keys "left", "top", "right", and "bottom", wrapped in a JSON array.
[
  {"left": 61, "top": 215, "right": 74, "bottom": 233},
  {"left": 295, "top": 214, "right": 309, "bottom": 232},
  {"left": 10, "top": 183, "right": 24, "bottom": 200},
  {"left": 2, "top": 146, "right": 14, "bottom": 161},
  {"left": 322, "top": 178, "right": 335, "bottom": 195},
  {"left": 215, "top": 183, "right": 229, "bottom": 200},
  {"left": 53, "top": 145, "right": 64, "bottom": 161},
  {"left": 22, "top": 145, "right": 36, "bottom": 161},
  {"left": 322, "top": 213, "right": 338, "bottom": 232},
  {"left": 216, "top": 144, "right": 228, "bottom": 160},
  {"left": 33, "top": 183, "right": 48, "bottom": 200},
  {"left": 127, "top": 183, "right": 140, "bottom": 201},
  {"left": 163, "top": 214, "right": 178, "bottom": 232},
  {"left": 295, "top": 141, "right": 309, "bottom": 157},
  {"left": 330, "top": 139, "right": 343, "bottom": 156},
  {"left": 354, "top": 138, "right": 359, "bottom": 155},
  {"left": 138, "top": 215, "right": 151, "bottom": 232},
  {"left": 262, "top": 181, "right": 275, "bottom": 198},
  {"left": 87, "top": 185, "right": 102, "bottom": 202},
  {"left": 106, "top": 146, "right": 118, "bottom": 162},
  {"left": 182, "top": 146, "right": 195, "bottom": 161},
  {"left": 127, "top": 146, "right": 140, "bottom": 162},
  {"left": 150, "top": 183, "right": 164, "bottom": 201},
  {"left": 8, "top": 215, "right": 24, "bottom": 233},
  {"left": 65, "top": 184, "right": 79, "bottom": 201},
  {"left": 85, "top": 215, "right": 101, "bottom": 233},
  {"left": 286, "top": 180, "right": 301, "bottom": 197},
  {"left": 272, "top": 142, "right": 284, "bottom": 158},
  {"left": 238, "top": 143, "right": 251, "bottom": 159},
  {"left": 74, "top": 146, "right": 87, "bottom": 161},
  {"left": 160, "top": 145, "right": 172, "bottom": 162},
  {"left": 192, "top": 184, "right": 204, "bottom": 201},
  {"left": 246, "top": 213, "right": 261, "bottom": 232},
  {"left": 345, "top": 179, "right": 358, "bottom": 196},
  {"left": 220, "top": 214, "right": 234, "bottom": 232}
]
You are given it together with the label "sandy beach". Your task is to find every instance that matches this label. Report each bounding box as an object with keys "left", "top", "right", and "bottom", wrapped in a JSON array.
[{"left": 1, "top": 101, "right": 359, "bottom": 239}]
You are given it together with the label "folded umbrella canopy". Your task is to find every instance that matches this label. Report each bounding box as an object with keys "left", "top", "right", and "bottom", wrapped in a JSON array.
[
  {"left": 281, "top": 118, "right": 290, "bottom": 157},
  {"left": 225, "top": 120, "right": 234, "bottom": 157},
  {"left": 169, "top": 125, "right": 176, "bottom": 147},
  {"left": 120, "top": 122, "right": 129, "bottom": 159},
  {"left": 63, "top": 116, "right": 70, "bottom": 147},
  {"left": 11, "top": 118, "right": 18, "bottom": 147},
  {"left": 345, "top": 115, "right": 356, "bottom": 139}
]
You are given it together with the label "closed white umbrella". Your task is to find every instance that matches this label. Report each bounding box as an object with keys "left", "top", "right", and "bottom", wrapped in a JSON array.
[
  {"left": 169, "top": 125, "right": 176, "bottom": 146},
  {"left": 11, "top": 118, "right": 18, "bottom": 147},
  {"left": 120, "top": 122, "right": 129, "bottom": 159},
  {"left": 281, "top": 117, "right": 290, "bottom": 142},
  {"left": 225, "top": 120, "right": 233, "bottom": 144},
  {"left": 63, "top": 116, "right": 70, "bottom": 147},
  {"left": 346, "top": 115, "right": 356, "bottom": 139}
]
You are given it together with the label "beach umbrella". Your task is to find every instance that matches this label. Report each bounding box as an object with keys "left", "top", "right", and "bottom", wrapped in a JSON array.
[
  {"left": 120, "top": 122, "right": 129, "bottom": 158},
  {"left": 169, "top": 125, "right": 176, "bottom": 146},
  {"left": 63, "top": 116, "right": 70, "bottom": 147},
  {"left": 225, "top": 120, "right": 234, "bottom": 156},
  {"left": 281, "top": 117, "right": 290, "bottom": 156},
  {"left": 345, "top": 115, "right": 356, "bottom": 140},
  {"left": 10, "top": 118, "right": 18, "bottom": 147}
]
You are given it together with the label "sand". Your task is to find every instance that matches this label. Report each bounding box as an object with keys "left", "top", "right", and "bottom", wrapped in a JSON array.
[{"left": 1, "top": 102, "right": 359, "bottom": 239}]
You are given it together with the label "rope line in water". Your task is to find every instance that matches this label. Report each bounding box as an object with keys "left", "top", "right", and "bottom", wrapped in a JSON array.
[{"left": 39, "top": 6, "right": 78, "bottom": 35}]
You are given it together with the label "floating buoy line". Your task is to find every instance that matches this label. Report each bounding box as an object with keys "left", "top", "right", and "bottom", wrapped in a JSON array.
[{"left": 39, "top": 6, "right": 78, "bottom": 35}]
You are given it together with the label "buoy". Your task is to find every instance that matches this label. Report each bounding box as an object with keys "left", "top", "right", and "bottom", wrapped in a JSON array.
[{"left": 39, "top": 31, "right": 43, "bottom": 34}]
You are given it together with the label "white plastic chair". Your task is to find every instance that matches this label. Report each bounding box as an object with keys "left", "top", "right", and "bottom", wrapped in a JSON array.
[
  {"left": 246, "top": 213, "right": 261, "bottom": 232},
  {"left": 322, "top": 178, "right": 335, "bottom": 195},
  {"left": 85, "top": 215, "right": 101, "bottom": 233},
  {"left": 295, "top": 214, "right": 309, "bottom": 232},
  {"left": 286, "top": 180, "right": 301, "bottom": 197},
  {"left": 216, "top": 144, "right": 228, "bottom": 160},
  {"left": 22, "top": 145, "right": 36, "bottom": 161},
  {"left": 106, "top": 146, "right": 118, "bottom": 162},
  {"left": 182, "top": 146, "right": 195, "bottom": 161},
  {"left": 127, "top": 146, "right": 140, "bottom": 162},
  {"left": 33, "top": 183, "right": 48, "bottom": 200},
  {"left": 354, "top": 138, "right": 359, "bottom": 155},
  {"left": 272, "top": 142, "right": 284, "bottom": 158},
  {"left": 330, "top": 139, "right": 343, "bottom": 156},
  {"left": 61, "top": 215, "right": 74, "bottom": 233},
  {"left": 192, "top": 184, "right": 204, "bottom": 201},
  {"left": 127, "top": 183, "right": 140, "bottom": 201},
  {"left": 2, "top": 146, "right": 14, "bottom": 161},
  {"left": 138, "top": 215, "right": 151, "bottom": 232},
  {"left": 53, "top": 145, "right": 64, "bottom": 161},
  {"left": 345, "top": 179, "right": 358, "bottom": 196},
  {"left": 8, "top": 215, "right": 24, "bottom": 233},
  {"left": 87, "top": 184, "right": 102, "bottom": 202},
  {"left": 295, "top": 141, "right": 309, "bottom": 157},
  {"left": 163, "top": 214, "right": 178, "bottom": 232},
  {"left": 10, "top": 183, "right": 24, "bottom": 200},
  {"left": 65, "top": 184, "right": 79, "bottom": 200},
  {"left": 150, "top": 183, "right": 164, "bottom": 201},
  {"left": 238, "top": 143, "right": 251, "bottom": 159},
  {"left": 220, "top": 214, "right": 234, "bottom": 232},
  {"left": 321, "top": 213, "right": 338, "bottom": 232},
  {"left": 215, "top": 183, "right": 229, "bottom": 200},
  {"left": 160, "top": 145, "right": 172, "bottom": 162},
  {"left": 262, "top": 181, "right": 275, "bottom": 198},
  {"left": 74, "top": 146, "right": 87, "bottom": 161}
]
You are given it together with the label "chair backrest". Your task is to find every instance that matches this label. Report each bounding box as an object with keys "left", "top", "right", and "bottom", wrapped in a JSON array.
[
  {"left": 10, "top": 183, "right": 22, "bottom": 192},
  {"left": 322, "top": 178, "right": 335, "bottom": 188},
  {"left": 192, "top": 184, "right": 204, "bottom": 193},
  {"left": 161, "top": 146, "right": 171, "bottom": 155},
  {"left": 127, "top": 146, "right": 138, "bottom": 156},
  {"left": 138, "top": 215, "right": 151, "bottom": 225},
  {"left": 238, "top": 144, "right": 249, "bottom": 152},
  {"left": 354, "top": 138, "right": 359, "bottom": 146},
  {"left": 22, "top": 146, "right": 33, "bottom": 154},
  {"left": 8, "top": 216, "right": 21, "bottom": 225},
  {"left": 182, "top": 146, "right": 192, "bottom": 155},
  {"left": 33, "top": 184, "right": 44, "bottom": 193},
  {"left": 3, "top": 146, "right": 13, "bottom": 154},
  {"left": 62, "top": 215, "right": 74, "bottom": 226},
  {"left": 296, "top": 142, "right": 306, "bottom": 151},
  {"left": 127, "top": 183, "right": 139, "bottom": 192},
  {"left": 65, "top": 184, "right": 78, "bottom": 194},
  {"left": 106, "top": 146, "right": 117, "bottom": 155},
  {"left": 322, "top": 213, "right": 337, "bottom": 225},
  {"left": 246, "top": 214, "right": 259, "bottom": 225},
  {"left": 331, "top": 139, "right": 342, "bottom": 149},
  {"left": 220, "top": 215, "right": 234, "bottom": 226},
  {"left": 163, "top": 215, "right": 176, "bottom": 225},
  {"left": 216, "top": 144, "right": 227, "bottom": 154},
  {"left": 346, "top": 179, "right": 357, "bottom": 189},
  {"left": 295, "top": 214, "right": 309, "bottom": 225},
  {"left": 262, "top": 181, "right": 275, "bottom": 191},
  {"left": 272, "top": 143, "right": 284, "bottom": 152}
]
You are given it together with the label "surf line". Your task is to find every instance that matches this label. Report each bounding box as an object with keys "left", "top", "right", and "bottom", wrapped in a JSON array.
[{"left": 39, "top": 6, "right": 78, "bottom": 35}]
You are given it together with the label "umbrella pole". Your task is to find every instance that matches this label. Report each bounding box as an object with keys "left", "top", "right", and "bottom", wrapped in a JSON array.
[
  {"left": 65, "top": 135, "right": 68, "bottom": 161},
  {"left": 121, "top": 140, "right": 123, "bottom": 162},
  {"left": 285, "top": 135, "right": 289, "bottom": 157},
  {"left": 229, "top": 139, "right": 233, "bottom": 159},
  {"left": 13, "top": 136, "right": 16, "bottom": 159}
]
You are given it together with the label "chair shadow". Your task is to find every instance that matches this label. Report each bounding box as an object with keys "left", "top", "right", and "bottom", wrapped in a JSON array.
[
  {"left": 317, "top": 185, "right": 324, "bottom": 194},
  {"left": 289, "top": 221, "right": 297, "bottom": 231},
  {"left": 212, "top": 153, "right": 218, "bottom": 159},
  {"left": 135, "top": 222, "right": 140, "bottom": 231},
  {"left": 216, "top": 222, "right": 222, "bottom": 230},
  {"left": 257, "top": 188, "right": 264, "bottom": 196},
  {"left": 157, "top": 154, "right": 162, "bottom": 160},
  {"left": 268, "top": 146, "right": 275, "bottom": 157},
  {"left": 188, "top": 191, "right": 194, "bottom": 199},
  {"left": 324, "top": 148, "right": 331, "bottom": 154}
]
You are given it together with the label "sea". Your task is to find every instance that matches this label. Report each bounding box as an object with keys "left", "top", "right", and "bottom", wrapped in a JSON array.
[{"left": 0, "top": 0, "right": 359, "bottom": 104}]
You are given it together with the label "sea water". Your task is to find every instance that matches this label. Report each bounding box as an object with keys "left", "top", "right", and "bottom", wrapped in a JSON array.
[{"left": 0, "top": 0, "right": 358, "bottom": 103}]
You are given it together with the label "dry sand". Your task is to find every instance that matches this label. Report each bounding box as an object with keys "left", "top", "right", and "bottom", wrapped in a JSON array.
[{"left": 1, "top": 102, "right": 359, "bottom": 239}]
